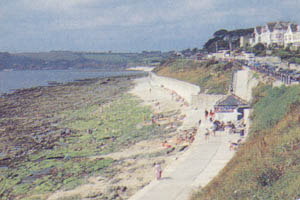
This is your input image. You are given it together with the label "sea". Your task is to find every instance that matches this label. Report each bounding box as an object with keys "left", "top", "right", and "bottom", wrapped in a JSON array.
[{"left": 0, "top": 69, "right": 144, "bottom": 95}]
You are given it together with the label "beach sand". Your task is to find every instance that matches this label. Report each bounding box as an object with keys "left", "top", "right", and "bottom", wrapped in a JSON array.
[{"left": 48, "top": 74, "right": 246, "bottom": 200}]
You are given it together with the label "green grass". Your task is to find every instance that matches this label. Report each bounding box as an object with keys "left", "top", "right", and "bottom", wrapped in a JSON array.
[
  {"left": 155, "top": 59, "right": 239, "bottom": 94},
  {"left": 251, "top": 85, "right": 300, "bottom": 133},
  {"left": 0, "top": 94, "right": 164, "bottom": 199},
  {"left": 192, "top": 84, "right": 300, "bottom": 200}
]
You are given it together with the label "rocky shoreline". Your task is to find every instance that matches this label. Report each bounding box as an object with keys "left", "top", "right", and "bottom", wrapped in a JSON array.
[
  {"left": 0, "top": 74, "right": 142, "bottom": 167},
  {"left": 0, "top": 72, "right": 189, "bottom": 200}
]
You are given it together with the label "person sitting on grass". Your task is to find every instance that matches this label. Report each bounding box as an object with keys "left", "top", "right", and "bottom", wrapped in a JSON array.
[{"left": 229, "top": 139, "right": 242, "bottom": 151}]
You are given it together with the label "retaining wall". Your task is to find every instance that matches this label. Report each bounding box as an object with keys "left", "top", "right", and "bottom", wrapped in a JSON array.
[
  {"left": 234, "top": 69, "right": 259, "bottom": 102},
  {"left": 191, "top": 94, "right": 224, "bottom": 110},
  {"left": 150, "top": 73, "right": 200, "bottom": 104}
]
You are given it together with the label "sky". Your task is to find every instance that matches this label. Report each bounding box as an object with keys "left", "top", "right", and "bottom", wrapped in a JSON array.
[{"left": 1, "top": 0, "right": 300, "bottom": 53}]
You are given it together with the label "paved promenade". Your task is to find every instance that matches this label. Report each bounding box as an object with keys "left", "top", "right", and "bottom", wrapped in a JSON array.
[{"left": 129, "top": 76, "right": 242, "bottom": 200}]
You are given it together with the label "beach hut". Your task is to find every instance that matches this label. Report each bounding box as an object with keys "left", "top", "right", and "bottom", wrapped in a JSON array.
[{"left": 214, "top": 94, "right": 249, "bottom": 122}]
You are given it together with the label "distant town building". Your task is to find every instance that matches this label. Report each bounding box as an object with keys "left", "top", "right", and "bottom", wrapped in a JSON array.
[
  {"left": 239, "top": 21, "right": 300, "bottom": 49},
  {"left": 250, "top": 22, "right": 290, "bottom": 47},
  {"left": 284, "top": 24, "right": 300, "bottom": 48},
  {"left": 240, "top": 35, "right": 251, "bottom": 48}
]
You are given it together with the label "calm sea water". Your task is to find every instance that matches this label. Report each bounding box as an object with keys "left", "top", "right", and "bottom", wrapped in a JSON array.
[{"left": 0, "top": 69, "right": 143, "bottom": 94}]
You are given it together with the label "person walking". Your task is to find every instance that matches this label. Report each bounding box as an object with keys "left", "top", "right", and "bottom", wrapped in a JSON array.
[
  {"left": 205, "top": 110, "right": 209, "bottom": 120},
  {"left": 154, "top": 163, "right": 162, "bottom": 180},
  {"left": 209, "top": 109, "right": 215, "bottom": 119},
  {"left": 205, "top": 128, "right": 210, "bottom": 141}
]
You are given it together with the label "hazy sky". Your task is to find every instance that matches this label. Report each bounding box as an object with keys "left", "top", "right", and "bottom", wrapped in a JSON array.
[{"left": 1, "top": 0, "right": 300, "bottom": 52}]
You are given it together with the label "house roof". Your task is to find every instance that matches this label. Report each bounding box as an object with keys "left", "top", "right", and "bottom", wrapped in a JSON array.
[
  {"left": 290, "top": 24, "right": 298, "bottom": 32},
  {"left": 215, "top": 94, "right": 248, "bottom": 107},
  {"left": 267, "top": 22, "right": 276, "bottom": 32},
  {"left": 265, "top": 22, "right": 289, "bottom": 32},
  {"left": 255, "top": 26, "right": 262, "bottom": 34}
]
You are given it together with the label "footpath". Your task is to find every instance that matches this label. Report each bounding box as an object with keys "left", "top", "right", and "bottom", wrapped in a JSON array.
[{"left": 129, "top": 75, "right": 243, "bottom": 200}]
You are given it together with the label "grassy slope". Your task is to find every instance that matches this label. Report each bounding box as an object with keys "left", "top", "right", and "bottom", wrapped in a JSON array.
[
  {"left": 154, "top": 59, "right": 240, "bottom": 94},
  {"left": 192, "top": 84, "right": 300, "bottom": 200},
  {"left": 0, "top": 94, "right": 164, "bottom": 200}
]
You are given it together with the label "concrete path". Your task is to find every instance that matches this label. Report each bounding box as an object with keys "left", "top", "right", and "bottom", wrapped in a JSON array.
[
  {"left": 130, "top": 121, "right": 240, "bottom": 200},
  {"left": 129, "top": 76, "right": 242, "bottom": 200}
]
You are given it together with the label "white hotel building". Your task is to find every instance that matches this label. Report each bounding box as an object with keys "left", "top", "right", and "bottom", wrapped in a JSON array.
[{"left": 240, "top": 22, "right": 300, "bottom": 49}]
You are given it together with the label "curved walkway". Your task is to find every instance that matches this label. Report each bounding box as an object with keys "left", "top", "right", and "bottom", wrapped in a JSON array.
[{"left": 129, "top": 76, "right": 242, "bottom": 200}]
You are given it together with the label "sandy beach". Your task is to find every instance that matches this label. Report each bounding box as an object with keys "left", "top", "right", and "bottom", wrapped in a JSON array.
[
  {"left": 2, "top": 71, "right": 250, "bottom": 200},
  {"left": 48, "top": 72, "right": 250, "bottom": 200},
  {"left": 48, "top": 74, "right": 202, "bottom": 200},
  {"left": 129, "top": 74, "right": 247, "bottom": 200}
]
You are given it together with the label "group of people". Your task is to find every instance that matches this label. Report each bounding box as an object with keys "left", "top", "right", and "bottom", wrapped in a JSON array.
[
  {"left": 151, "top": 113, "right": 165, "bottom": 126},
  {"left": 176, "top": 127, "right": 197, "bottom": 145},
  {"left": 157, "top": 127, "right": 198, "bottom": 180}
]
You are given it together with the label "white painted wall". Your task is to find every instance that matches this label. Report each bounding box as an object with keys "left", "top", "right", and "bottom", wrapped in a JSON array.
[
  {"left": 191, "top": 94, "right": 224, "bottom": 110},
  {"left": 216, "top": 111, "right": 238, "bottom": 122},
  {"left": 150, "top": 73, "right": 200, "bottom": 104}
]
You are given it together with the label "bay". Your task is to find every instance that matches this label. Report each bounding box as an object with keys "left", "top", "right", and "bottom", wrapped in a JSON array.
[{"left": 0, "top": 69, "right": 143, "bottom": 94}]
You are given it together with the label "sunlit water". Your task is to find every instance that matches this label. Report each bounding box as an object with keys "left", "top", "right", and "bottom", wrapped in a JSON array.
[{"left": 0, "top": 69, "right": 144, "bottom": 94}]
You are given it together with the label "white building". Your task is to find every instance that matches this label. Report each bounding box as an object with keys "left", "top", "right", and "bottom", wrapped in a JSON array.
[
  {"left": 250, "top": 22, "right": 290, "bottom": 47},
  {"left": 240, "top": 35, "right": 251, "bottom": 48},
  {"left": 214, "top": 94, "right": 249, "bottom": 122},
  {"left": 284, "top": 24, "right": 300, "bottom": 48}
]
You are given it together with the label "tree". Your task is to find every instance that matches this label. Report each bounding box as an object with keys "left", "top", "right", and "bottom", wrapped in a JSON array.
[
  {"left": 253, "top": 43, "right": 266, "bottom": 51},
  {"left": 192, "top": 48, "right": 198, "bottom": 54},
  {"left": 213, "top": 29, "right": 228, "bottom": 39},
  {"left": 253, "top": 43, "right": 266, "bottom": 56}
]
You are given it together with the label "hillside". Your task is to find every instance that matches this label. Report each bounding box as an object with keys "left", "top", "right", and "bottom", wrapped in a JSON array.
[
  {"left": 154, "top": 58, "right": 241, "bottom": 94},
  {"left": 192, "top": 84, "right": 300, "bottom": 200},
  {"left": 0, "top": 51, "right": 170, "bottom": 71}
]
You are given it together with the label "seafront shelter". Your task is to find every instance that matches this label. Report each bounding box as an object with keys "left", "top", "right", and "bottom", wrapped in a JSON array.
[{"left": 214, "top": 94, "right": 249, "bottom": 122}]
